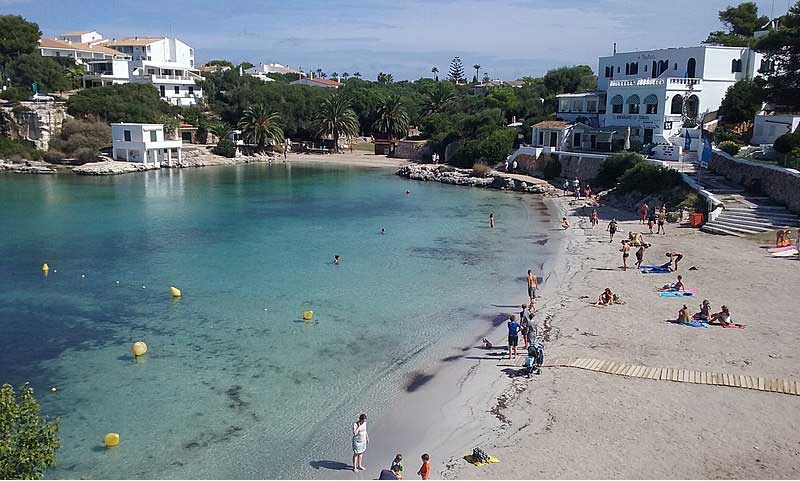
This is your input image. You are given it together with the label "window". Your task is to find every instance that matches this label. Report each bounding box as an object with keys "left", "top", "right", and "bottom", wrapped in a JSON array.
[
  {"left": 188, "top": 86, "right": 194, "bottom": 95},
  {"left": 625, "top": 63, "right": 630, "bottom": 75},
  {"left": 587, "top": 100, "right": 597, "bottom": 112},
  {"left": 604, "top": 66, "right": 612, "bottom": 78},
  {"left": 759, "top": 59, "right": 773, "bottom": 73},
  {"left": 159, "top": 85, "right": 165, "bottom": 97},
  {"left": 674, "top": 63, "right": 678, "bottom": 70},
  {"left": 150, "top": 130, "right": 157, "bottom": 142},
  {"left": 124, "top": 130, "right": 131, "bottom": 141},
  {"left": 644, "top": 94, "right": 659, "bottom": 114},
  {"left": 686, "top": 95, "right": 699, "bottom": 118},
  {"left": 671, "top": 95, "right": 683, "bottom": 114},
  {"left": 731, "top": 59, "right": 742, "bottom": 73},
  {"left": 611, "top": 95, "right": 624, "bottom": 114},
  {"left": 630, "top": 128, "right": 640, "bottom": 137},
  {"left": 617, "top": 66, "right": 620, "bottom": 73},
  {"left": 644, "top": 64, "right": 648, "bottom": 72},
  {"left": 687, "top": 58, "right": 697, "bottom": 78},
  {"left": 626, "top": 94, "right": 640, "bottom": 114},
  {"left": 572, "top": 99, "right": 582, "bottom": 111},
  {"left": 629, "top": 62, "right": 638, "bottom": 75},
  {"left": 574, "top": 132, "right": 582, "bottom": 148},
  {"left": 538, "top": 131, "right": 544, "bottom": 146},
  {"left": 174, "top": 86, "right": 180, "bottom": 94}
]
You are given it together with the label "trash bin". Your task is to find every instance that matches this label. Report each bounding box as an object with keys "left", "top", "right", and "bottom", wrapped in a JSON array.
[{"left": 690, "top": 213, "right": 704, "bottom": 228}]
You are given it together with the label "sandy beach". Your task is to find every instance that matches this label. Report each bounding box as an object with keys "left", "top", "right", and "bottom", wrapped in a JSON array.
[{"left": 429, "top": 195, "right": 800, "bottom": 479}]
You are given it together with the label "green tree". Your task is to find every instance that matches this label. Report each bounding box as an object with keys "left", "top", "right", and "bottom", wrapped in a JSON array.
[
  {"left": 66, "top": 83, "right": 174, "bottom": 123},
  {"left": 239, "top": 61, "right": 254, "bottom": 71},
  {"left": 543, "top": 65, "right": 596, "bottom": 94},
  {"left": 755, "top": 1, "right": 800, "bottom": 111},
  {"left": 421, "top": 82, "right": 455, "bottom": 115},
  {"left": 372, "top": 94, "right": 410, "bottom": 141},
  {"left": 7, "top": 54, "right": 71, "bottom": 93},
  {"left": 431, "top": 66, "right": 439, "bottom": 81},
  {"left": 377, "top": 72, "right": 394, "bottom": 84},
  {"left": 314, "top": 93, "right": 359, "bottom": 153},
  {"left": 0, "top": 384, "right": 60, "bottom": 480},
  {"left": 718, "top": 80, "right": 763, "bottom": 123},
  {"left": 472, "top": 64, "right": 481, "bottom": 84},
  {"left": 705, "top": 2, "right": 769, "bottom": 46},
  {"left": 237, "top": 104, "right": 284, "bottom": 147},
  {"left": 595, "top": 151, "right": 645, "bottom": 187},
  {"left": 448, "top": 57, "right": 466, "bottom": 84},
  {"left": 63, "top": 65, "right": 86, "bottom": 90},
  {"left": 0, "top": 15, "right": 41, "bottom": 68},
  {"left": 206, "top": 59, "right": 234, "bottom": 68}
]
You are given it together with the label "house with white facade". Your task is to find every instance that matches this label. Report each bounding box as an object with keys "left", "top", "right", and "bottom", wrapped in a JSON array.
[
  {"left": 111, "top": 123, "right": 182, "bottom": 166},
  {"left": 83, "top": 37, "right": 203, "bottom": 106},
  {"left": 39, "top": 34, "right": 129, "bottom": 64},
  {"left": 58, "top": 31, "right": 104, "bottom": 45},
  {"left": 554, "top": 44, "right": 768, "bottom": 156},
  {"left": 245, "top": 63, "right": 305, "bottom": 81},
  {"left": 752, "top": 112, "right": 800, "bottom": 145}
]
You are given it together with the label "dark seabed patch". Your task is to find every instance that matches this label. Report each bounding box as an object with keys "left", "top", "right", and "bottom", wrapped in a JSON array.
[{"left": 405, "top": 371, "right": 435, "bottom": 392}]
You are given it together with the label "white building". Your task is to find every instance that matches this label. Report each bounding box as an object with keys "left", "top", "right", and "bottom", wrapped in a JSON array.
[
  {"left": 38, "top": 36, "right": 129, "bottom": 64},
  {"left": 245, "top": 63, "right": 304, "bottom": 81},
  {"left": 83, "top": 37, "right": 203, "bottom": 106},
  {"left": 58, "top": 30, "right": 104, "bottom": 45},
  {"left": 289, "top": 78, "right": 341, "bottom": 88},
  {"left": 555, "top": 44, "right": 768, "bottom": 150},
  {"left": 111, "top": 123, "right": 182, "bottom": 166},
  {"left": 752, "top": 113, "right": 800, "bottom": 145}
]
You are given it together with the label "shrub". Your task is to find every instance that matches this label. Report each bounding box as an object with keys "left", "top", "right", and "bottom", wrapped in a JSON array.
[
  {"left": 773, "top": 132, "right": 800, "bottom": 155},
  {"left": 542, "top": 157, "right": 562, "bottom": 180},
  {"left": 74, "top": 147, "right": 98, "bottom": 164},
  {"left": 0, "top": 86, "right": 31, "bottom": 102},
  {"left": 48, "top": 119, "right": 110, "bottom": 160},
  {"left": 472, "top": 162, "right": 492, "bottom": 177},
  {"left": 718, "top": 140, "right": 741, "bottom": 156},
  {"left": 213, "top": 139, "right": 237, "bottom": 158},
  {"left": 477, "top": 128, "right": 515, "bottom": 164},
  {"left": 596, "top": 151, "right": 645, "bottom": 187},
  {"left": 42, "top": 151, "right": 65, "bottom": 163},
  {"left": 447, "top": 140, "right": 480, "bottom": 168},
  {"left": 0, "top": 383, "right": 60, "bottom": 480},
  {"left": 714, "top": 127, "right": 740, "bottom": 145},
  {"left": 0, "top": 137, "right": 41, "bottom": 160},
  {"left": 617, "top": 162, "right": 682, "bottom": 194},
  {"left": 66, "top": 83, "right": 174, "bottom": 123}
]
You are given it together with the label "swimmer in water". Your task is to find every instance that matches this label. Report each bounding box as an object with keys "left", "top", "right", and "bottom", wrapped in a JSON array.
[
  {"left": 334, "top": 255, "right": 340, "bottom": 264},
  {"left": 381, "top": 228, "right": 385, "bottom": 235},
  {"left": 489, "top": 213, "right": 495, "bottom": 228}
]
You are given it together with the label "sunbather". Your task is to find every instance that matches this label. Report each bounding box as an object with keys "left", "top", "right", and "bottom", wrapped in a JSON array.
[
  {"left": 693, "top": 300, "right": 711, "bottom": 321},
  {"left": 677, "top": 304, "right": 691, "bottom": 323},
  {"left": 708, "top": 305, "right": 733, "bottom": 326},
  {"left": 659, "top": 275, "right": 685, "bottom": 292},
  {"left": 595, "top": 288, "right": 614, "bottom": 306}
]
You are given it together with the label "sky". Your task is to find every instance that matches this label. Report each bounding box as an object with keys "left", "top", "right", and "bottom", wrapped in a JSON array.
[{"left": 2, "top": 0, "right": 788, "bottom": 80}]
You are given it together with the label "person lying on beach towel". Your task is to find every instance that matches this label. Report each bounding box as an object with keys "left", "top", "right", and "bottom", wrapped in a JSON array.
[
  {"left": 693, "top": 300, "right": 711, "bottom": 321},
  {"left": 595, "top": 288, "right": 614, "bottom": 306},
  {"left": 659, "top": 275, "right": 685, "bottom": 292}
]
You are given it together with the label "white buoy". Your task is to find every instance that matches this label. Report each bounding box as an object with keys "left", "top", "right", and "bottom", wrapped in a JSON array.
[{"left": 81, "top": 274, "right": 85, "bottom": 278}]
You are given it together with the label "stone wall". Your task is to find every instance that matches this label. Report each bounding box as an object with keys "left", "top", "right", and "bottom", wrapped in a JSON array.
[
  {"left": 393, "top": 139, "right": 430, "bottom": 160},
  {"left": 709, "top": 149, "right": 800, "bottom": 214},
  {"left": 556, "top": 152, "right": 608, "bottom": 181},
  {"left": 1, "top": 102, "right": 69, "bottom": 150}
]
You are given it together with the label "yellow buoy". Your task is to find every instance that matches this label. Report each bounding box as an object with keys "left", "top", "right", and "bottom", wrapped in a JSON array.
[
  {"left": 131, "top": 341, "right": 148, "bottom": 357},
  {"left": 104, "top": 433, "right": 120, "bottom": 447},
  {"left": 170, "top": 286, "right": 182, "bottom": 297},
  {"left": 303, "top": 310, "right": 313, "bottom": 320},
  {"left": 42, "top": 263, "right": 49, "bottom": 272}
]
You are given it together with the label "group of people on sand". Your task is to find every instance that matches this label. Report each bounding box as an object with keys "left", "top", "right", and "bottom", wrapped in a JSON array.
[
  {"left": 500, "top": 270, "right": 541, "bottom": 359},
  {"left": 639, "top": 202, "right": 668, "bottom": 235},
  {"left": 561, "top": 177, "right": 592, "bottom": 200},
  {"left": 677, "top": 301, "right": 734, "bottom": 326},
  {"left": 353, "top": 413, "right": 431, "bottom": 480}
]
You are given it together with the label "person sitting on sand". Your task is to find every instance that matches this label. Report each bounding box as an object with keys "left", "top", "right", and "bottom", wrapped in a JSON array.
[
  {"left": 607, "top": 219, "right": 618, "bottom": 243},
  {"left": 561, "top": 217, "right": 570, "bottom": 229},
  {"left": 693, "top": 300, "right": 711, "bottom": 321},
  {"left": 776, "top": 229, "right": 791, "bottom": 248},
  {"left": 612, "top": 293, "right": 626, "bottom": 305},
  {"left": 659, "top": 275, "right": 685, "bottom": 292},
  {"left": 709, "top": 305, "right": 733, "bottom": 327},
  {"left": 677, "top": 304, "right": 691, "bottom": 323},
  {"left": 595, "top": 288, "right": 614, "bottom": 306},
  {"left": 662, "top": 251, "right": 683, "bottom": 271},
  {"left": 481, "top": 338, "right": 493, "bottom": 349},
  {"left": 620, "top": 240, "right": 631, "bottom": 271}
]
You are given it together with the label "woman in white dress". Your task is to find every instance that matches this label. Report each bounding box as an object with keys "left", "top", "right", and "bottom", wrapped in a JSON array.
[{"left": 352, "top": 413, "right": 368, "bottom": 472}]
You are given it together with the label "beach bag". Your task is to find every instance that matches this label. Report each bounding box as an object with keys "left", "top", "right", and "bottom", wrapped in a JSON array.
[{"left": 472, "top": 447, "right": 490, "bottom": 464}]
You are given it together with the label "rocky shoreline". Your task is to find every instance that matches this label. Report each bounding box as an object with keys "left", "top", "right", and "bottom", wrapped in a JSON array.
[{"left": 396, "top": 163, "right": 554, "bottom": 194}]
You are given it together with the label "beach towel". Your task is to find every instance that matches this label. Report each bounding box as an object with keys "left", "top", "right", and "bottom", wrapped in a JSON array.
[
  {"left": 640, "top": 266, "right": 671, "bottom": 274},
  {"left": 768, "top": 245, "right": 797, "bottom": 253},
  {"left": 659, "top": 291, "right": 695, "bottom": 298},
  {"left": 672, "top": 320, "right": 709, "bottom": 328},
  {"left": 720, "top": 323, "right": 747, "bottom": 329},
  {"left": 464, "top": 455, "right": 500, "bottom": 467},
  {"left": 772, "top": 249, "right": 798, "bottom": 257}
]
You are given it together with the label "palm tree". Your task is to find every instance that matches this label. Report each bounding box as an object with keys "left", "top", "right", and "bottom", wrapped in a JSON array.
[
  {"left": 373, "top": 95, "right": 410, "bottom": 145},
  {"left": 314, "top": 94, "right": 359, "bottom": 153},
  {"left": 237, "top": 104, "right": 284, "bottom": 148},
  {"left": 431, "top": 66, "right": 439, "bottom": 81},
  {"left": 353, "top": 72, "right": 362, "bottom": 79},
  {"left": 331, "top": 71, "right": 339, "bottom": 80},
  {"left": 421, "top": 83, "right": 455, "bottom": 116},
  {"left": 315, "top": 68, "right": 323, "bottom": 78},
  {"left": 342, "top": 72, "right": 350, "bottom": 80},
  {"left": 64, "top": 65, "right": 86, "bottom": 90},
  {"left": 473, "top": 64, "right": 481, "bottom": 84}
]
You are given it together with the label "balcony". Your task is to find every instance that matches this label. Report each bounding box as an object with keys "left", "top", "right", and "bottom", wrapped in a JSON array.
[{"left": 609, "top": 78, "right": 702, "bottom": 89}]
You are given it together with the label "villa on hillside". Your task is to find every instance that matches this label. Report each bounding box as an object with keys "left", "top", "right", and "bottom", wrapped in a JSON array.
[
  {"left": 545, "top": 42, "right": 770, "bottom": 161},
  {"left": 290, "top": 78, "right": 342, "bottom": 88},
  {"left": 111, "top": 123, "right": 182, "bottom": 166},
  {"left": 245, "top": 63, "right": 305, "bottom": 81},
  {"left": 38, "top": 30, "right": 129, "bottom": 64},
  {"left": 81, "top": 36, "right": 203, "bottom": 106}
]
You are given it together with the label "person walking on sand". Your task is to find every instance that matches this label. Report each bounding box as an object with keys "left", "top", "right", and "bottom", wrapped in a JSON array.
[
  {"left": 635, "top": 243, "right": 648, "bottom": 269},
  {"left": 590, "top": 209, "right": 599, "bottom": 228},
  {"left": 584, "top": 184, "right": 592, "bottom": 199},
  {"left": 527, "top": 270, "right": 538, "bottom": 304},
  {"left": 573, "top": 177, "right": 580, "bottom": 196},
  {"left": 489, "top": 213, "right": 495, "bottom": 228},
  {"left": 417, "top": 454, "right": 430, "bottom": 480},
  {"left": 647, "top": 210, "right": 656, "bottom": 234},
  {"left": 657, "top": 206, "right": 667, "bottom": 235},
  {"left": 562, "top": 178, "right": 570, "bottom": 196},
  {"left": 607, "top": 218, "right": 618, "bottom": 243},
  {"left": 507, "top": 315, "right": 521, "bottom": 359},
  {"left": 352, "top": 414, "right": 368, "bottom": 471},
  {"left": 620, "top": 240, "right": 631, "bottom": 271},
  {"left": 640, "top": 202, "right": 649, "bottom": 224}
]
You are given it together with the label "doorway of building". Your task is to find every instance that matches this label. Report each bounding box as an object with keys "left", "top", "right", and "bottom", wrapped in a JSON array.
[
  {"left": 643, "top": 128, "right": 653, "bottom": 145},
  {"left": 549, "top": 131, "right": 558, "bottom": 147}
]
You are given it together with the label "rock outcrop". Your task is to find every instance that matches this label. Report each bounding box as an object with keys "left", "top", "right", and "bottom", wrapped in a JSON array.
[
  {"left": 1, "top": 102, "right": 69, "bottom": 151},
  {"left": 165, "top": 145, "right": 277, "bottom": 168},
  {"left": 396, "top": 164, "right": 553, "bottom": 194},
  {"left": 73, "top": 160, "right": 159, "bottom": 175},
  {"left": 0, "top": 159, "right": 57, "bottom": 174}
]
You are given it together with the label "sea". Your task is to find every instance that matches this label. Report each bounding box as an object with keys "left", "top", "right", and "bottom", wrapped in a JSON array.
[{"left": 0, "top": 163, "right": 557, "bottom": 479}]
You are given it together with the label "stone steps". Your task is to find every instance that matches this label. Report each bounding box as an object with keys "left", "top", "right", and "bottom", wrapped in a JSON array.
[{"left": 701, "top": 221, "right": 766, "bottom": 236}]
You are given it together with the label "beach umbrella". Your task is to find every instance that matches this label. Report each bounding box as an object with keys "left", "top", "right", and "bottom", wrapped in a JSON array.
[{"left": 624, "top": 126, "right": 631, "bottom": 150}]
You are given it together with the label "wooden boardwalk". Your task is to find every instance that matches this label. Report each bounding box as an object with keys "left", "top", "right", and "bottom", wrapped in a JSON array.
[{"left": 498, "top": 354, "right": 800, "bottom": 396}]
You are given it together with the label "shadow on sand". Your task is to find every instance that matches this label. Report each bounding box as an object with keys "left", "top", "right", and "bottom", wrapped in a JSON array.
[{"left": 309, "top": 460, "right": 352, "bottom": 471}]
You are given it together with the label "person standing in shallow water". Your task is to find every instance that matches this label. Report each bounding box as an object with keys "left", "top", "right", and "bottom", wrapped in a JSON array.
[
  {"left": 489, "top": 213, "right": 495, "bottom": 228},
  {"left": 352, "top": 413, "right": 368, "bottom": 471}
]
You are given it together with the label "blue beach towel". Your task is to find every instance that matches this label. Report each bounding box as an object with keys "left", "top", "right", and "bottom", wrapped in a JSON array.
[
  {"left": 659, "top": 291, "right": 695, "bottom": 298},
  {"left": 641, "top": 267, "right": 672, "bottom": 274},
  {"left": 680, "top": 321, "right": 709, "bottom": 328}
]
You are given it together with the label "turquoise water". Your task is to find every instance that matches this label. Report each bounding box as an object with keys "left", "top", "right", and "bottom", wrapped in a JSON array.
[{"left": 0, "top": 164, "right": 555, "bottom": 479}]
